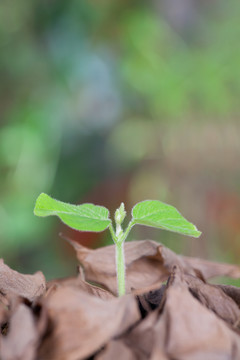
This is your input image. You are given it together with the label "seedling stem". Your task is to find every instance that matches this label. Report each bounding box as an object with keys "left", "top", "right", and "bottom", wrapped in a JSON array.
[{"left": 109, "top": 203, "right": 135, "bottom": 295}]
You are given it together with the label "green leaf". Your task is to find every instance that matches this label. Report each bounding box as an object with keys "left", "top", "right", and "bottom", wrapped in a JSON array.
[
  {"left": 132, "top": 200, "right": 201, "bottom": 237},
  {"left": 34, "top": 193, "right": 111, "bottom": 232}
]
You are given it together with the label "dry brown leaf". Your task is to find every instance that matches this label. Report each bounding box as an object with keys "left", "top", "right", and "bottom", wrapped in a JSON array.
[
  {"left": 68, "top": 239, "right": 167, "bottom": 295},
  {"left": 168, "top": 266, "right": 240, "bottom": 327},
  {"left": 47, "top": 268, "right": 114, "bottom": 300},
  {"left": 154, "top": 244, "right": 240, "bottom": 281},
  {"left": 67, "top": 239, "right": 240, "bottom": 295},
  {"left": 38, "top": 285, "right": 140, "bottom": 360},
  {"left": 0, "top": 259, "right": 46, "bottom": 302},
  {"left": 153, "top": 280, "right": 240, "bottom": 360},
  {"left": 0, "top": 303, "right": 38, "bottom": 360},
  {"left": 182, "top": 255, "right": 240, "bottom": 280}
]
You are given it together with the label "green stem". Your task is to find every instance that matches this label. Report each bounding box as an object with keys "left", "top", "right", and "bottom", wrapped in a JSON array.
[
  {"left": 109, "top": 220, "right": 135, "bottom": 296},
  {"left": 116, "top": 241, "right": 125, "bottom": 296}
]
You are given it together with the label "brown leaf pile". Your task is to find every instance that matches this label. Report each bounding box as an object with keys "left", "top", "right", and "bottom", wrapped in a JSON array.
[{"left": 1, "top": 240, "right": 240, "bottom": 360}]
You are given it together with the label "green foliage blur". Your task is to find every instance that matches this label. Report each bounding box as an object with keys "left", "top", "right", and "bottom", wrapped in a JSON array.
[{"left": 0, "top": 0, "right": 240, "bottom": 282}]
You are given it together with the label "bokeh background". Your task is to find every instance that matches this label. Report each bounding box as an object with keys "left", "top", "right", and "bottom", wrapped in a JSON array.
[{"left": 0, "top": 0, "right": 240, "bottom": 283}]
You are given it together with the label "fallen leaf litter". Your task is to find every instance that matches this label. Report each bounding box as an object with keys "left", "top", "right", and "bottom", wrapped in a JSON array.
[{"left": 1, "top": 240, "right": 240, "bottom": 360}]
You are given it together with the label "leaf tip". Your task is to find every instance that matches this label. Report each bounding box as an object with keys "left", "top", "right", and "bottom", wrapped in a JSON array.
[
  {"left": 193, "top": 229, "right": 202, "bottom": 238},
  {"left": 34, "top": 192, "right": 48, "bottom": 216}
]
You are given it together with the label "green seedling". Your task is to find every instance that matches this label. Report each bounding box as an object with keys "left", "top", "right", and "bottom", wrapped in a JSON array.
[{"left": 34, "top": 193, "right": 201, "bottom": 296}]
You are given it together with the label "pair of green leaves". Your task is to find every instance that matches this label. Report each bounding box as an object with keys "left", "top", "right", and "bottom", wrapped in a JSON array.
[{"left": 34, "top": 193, "right": 201, "bottom": 238}]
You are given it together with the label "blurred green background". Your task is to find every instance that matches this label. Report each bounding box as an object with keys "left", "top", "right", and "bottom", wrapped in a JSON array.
[{"left": 0, "top": 0, "right": 240, "bottom": 282}]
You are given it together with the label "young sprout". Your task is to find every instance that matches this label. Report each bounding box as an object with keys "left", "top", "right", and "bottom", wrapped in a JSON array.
[{"left": 34, "top": 194, "right": 201, "bottom": 296}]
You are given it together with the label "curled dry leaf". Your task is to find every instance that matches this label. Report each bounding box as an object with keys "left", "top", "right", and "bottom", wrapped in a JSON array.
[
  {"left": 0, "top": 259, "right": 46, "bottom": 302},
  {"left": 153, "top": 283, "right": 240, "bottom": 360},
  {"left": 153, "top": 244, "right": 240, "bottom": 281},
  {"left": 67, "top": 239, "right": 240, "bottom": 295},
  {"left": 135, "top": 266, "right": 240, "bottom": 325},
  {"left": 46, "top": 267, "right": 114, "bottom": 300},
  {"left": 182, "top": 255, "right": 240, "bottom": 280},
  {"left": 38, "top": 285, "right": 140, "bottom": 360},
  {"left": 67, "top": 239, "right": 167, "bottom": 295},
  {"left": 167, "top": 266, "right": 240, "bottom": 327}
]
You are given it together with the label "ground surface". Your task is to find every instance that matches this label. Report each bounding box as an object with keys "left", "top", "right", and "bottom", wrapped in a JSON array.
[{"left": 1, "top": 239, "right": 240, "bottom": 360}]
